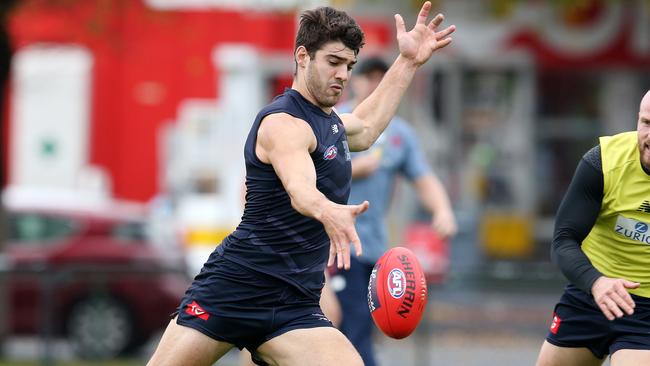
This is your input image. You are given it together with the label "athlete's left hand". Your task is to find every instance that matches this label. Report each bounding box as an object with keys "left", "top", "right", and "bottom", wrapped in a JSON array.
[
  {"left": 591, "top": 276, "right": 639, "bottom": 321},
  {"left": 395, "top": 1, "right": 455, "bottom": 67}
]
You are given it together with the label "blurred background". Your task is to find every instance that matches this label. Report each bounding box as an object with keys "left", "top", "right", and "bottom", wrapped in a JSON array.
[{"left": 0, "top": 0, "right": 648, "bottom": 365}]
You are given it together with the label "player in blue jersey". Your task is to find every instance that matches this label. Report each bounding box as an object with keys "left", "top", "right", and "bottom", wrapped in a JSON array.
[
  {"left": 332, "top": 56, "right": 457, "bottom": 366},
  {"left": 147, "top": 2, "right": 455, "bottom": 365}
]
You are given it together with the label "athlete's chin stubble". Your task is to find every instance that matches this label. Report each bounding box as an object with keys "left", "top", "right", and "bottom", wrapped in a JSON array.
[{"left": 308, "top": 85, "right": 338, "bottom": 108}]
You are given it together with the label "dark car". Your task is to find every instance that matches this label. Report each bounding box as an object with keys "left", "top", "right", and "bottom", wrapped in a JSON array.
[{"left": 2, "top": 199, "right": 190, "bottom": 359}]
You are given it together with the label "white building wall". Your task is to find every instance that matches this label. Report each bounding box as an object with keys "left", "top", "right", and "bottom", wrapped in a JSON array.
[{"left": 10, "top": 45, "right": 93, "bottom": 190}]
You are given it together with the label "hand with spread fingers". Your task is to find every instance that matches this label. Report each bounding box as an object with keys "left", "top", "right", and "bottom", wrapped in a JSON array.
[
  {"left": 394, "top": 1, "right": 456, "bottom": 67},
  {"left": 323, "top": 200, "right": 369, "bottom": 270}
]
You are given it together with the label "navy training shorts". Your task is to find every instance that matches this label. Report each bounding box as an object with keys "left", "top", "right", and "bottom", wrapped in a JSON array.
[
  {"left": 174, "top": 251, "right": 334, "bottom": 365},
  {"left": 545, "top": 284, "right": 650, "bottom": 359}
]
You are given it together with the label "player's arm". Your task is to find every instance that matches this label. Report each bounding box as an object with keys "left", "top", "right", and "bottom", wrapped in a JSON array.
[
  {"left": 398, "top": 123, "right": 456, "bottom": 238},
  {"left": 256, "top": 113, "right": 324, "bottom": 218},
  {"left": 340, "top": 57, "right": 419, "bottom": 152},
  {"left": 413, "top": 174, "right": 457, "bottom": 238},
  {"left": 351, "top": 153, "right": 380, "bottom": 179},
  {"left": 339, "top": 2, "right": 454, "bottom": 152},
  {"left": 256, "top": 113, "right": 368, "bottom": 269},
  {"left": 551, "top": 145, "right": 638, "bottom": 320},
  {"left": 551, "top": 149, "right": 603, "bottom": 292}
]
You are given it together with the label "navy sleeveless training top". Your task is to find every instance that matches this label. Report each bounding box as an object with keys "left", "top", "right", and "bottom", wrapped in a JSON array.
[{"left": 218, "top": 88, "right": 352, "bottom": 300}]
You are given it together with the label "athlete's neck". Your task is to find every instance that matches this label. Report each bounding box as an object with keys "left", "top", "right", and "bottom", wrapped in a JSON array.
[
  {"left": 291, "top": 82, "right": 333, "bottom": 115},
  {"left": 642, "top": 161, "right": 650, "bottom": 176}
]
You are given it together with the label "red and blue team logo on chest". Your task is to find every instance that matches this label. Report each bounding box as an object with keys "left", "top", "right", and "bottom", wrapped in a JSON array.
[{"left": 323, "top": 145, "right": 338, "bottom": 160}]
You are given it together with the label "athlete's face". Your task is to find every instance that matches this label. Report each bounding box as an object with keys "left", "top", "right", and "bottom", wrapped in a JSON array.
[
  {"left": 637, "top": 90, "right": 650, "bottom": 171},
  {"left": 304, "top": 41, "right": 356, "bottom": 108}
]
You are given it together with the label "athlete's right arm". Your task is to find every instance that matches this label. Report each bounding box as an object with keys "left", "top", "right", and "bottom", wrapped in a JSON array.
[
  {"left": 552, "top": 145, "right": 638, "bottom": 320},
  {"left": 551, "top": 153, "right": 604, "bottom": 292},
  {"left": 256, "top": 113, "right": 369, "bottom": 270}
]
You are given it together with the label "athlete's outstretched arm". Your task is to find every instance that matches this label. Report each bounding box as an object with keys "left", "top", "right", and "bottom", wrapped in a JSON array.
[
  {"left": 340, "top": 1, "right": 455, "bottom": 151},
  {"left": 256, "top": 113, "right": 369, "bottom": 269}
]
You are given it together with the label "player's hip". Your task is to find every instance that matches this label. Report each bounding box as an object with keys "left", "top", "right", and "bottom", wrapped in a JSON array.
[
  {"left": 545, "top": 284, "right": 650, "bottom": 358},
  {"left": 188, "top": 251, "right": 320, "bottom": 310}
]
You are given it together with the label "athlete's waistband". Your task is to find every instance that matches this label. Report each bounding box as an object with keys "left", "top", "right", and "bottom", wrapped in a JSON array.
[
  {"left": 215, "top": 242, "right": 324, "bottom": 302},
  {"left": 566, "top": 283, "right": 650, "bottom": 303}
]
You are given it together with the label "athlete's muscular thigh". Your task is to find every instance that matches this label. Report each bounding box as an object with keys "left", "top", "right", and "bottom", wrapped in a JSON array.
[
  {"left": 611, "top": 349, "right": 650, "bottom": 366},
  {"left": 535, "top": 341, "right": 604, "bottom": 366},
  {"left": 147, "top": 318, "right": 234, "bottom": 366},
  {"left": 256, "top": 327, "right": 363, "bottom": 366}
]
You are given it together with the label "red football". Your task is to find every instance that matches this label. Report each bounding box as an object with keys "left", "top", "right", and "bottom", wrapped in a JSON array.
[{"left": 367, "top": 246, "right": 428, "bottom": 339}]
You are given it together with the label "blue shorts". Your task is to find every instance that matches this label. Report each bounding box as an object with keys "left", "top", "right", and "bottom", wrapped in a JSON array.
[
  {"left": 174, "top": 252, "right": 333, "bottom": 364},
  {"left": 546, "top": 284, "right": 650, "bottom": 358}
]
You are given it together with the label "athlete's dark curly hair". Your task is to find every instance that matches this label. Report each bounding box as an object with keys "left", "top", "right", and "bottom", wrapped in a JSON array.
[{"left": 295, "top": 6, "right": 365, "bottom": 59}]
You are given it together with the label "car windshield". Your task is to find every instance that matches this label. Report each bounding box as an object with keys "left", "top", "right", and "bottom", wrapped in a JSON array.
[
  {"left": 111, "top": 221, "right": 147, "bottom": 242},
  {"left": 9, "top": 213, "right": 77, "bottom": 244}
]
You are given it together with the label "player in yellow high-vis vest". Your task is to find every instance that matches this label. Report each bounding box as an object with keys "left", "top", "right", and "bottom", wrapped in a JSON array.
[{"left": 536, "top": 90, "right": 650, "bottom": 366}]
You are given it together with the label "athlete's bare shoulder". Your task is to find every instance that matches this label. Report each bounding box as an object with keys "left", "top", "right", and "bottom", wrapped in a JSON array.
[{"left": 256, "top": 113, "right": 317, "bottom": 163}]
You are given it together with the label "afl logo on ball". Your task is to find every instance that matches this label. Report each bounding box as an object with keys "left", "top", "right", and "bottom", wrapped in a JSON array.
[
  {"left": 323, "top": 145, "right": 338, "bottom": 160},
  {"left": 388, "top": 268, "right": 405, "bottom": 298}
]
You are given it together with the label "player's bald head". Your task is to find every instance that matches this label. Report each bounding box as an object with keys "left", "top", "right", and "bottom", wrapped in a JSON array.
[
  {"left": 641, "top": 90, "right": 650, "bottom": 113},
  {"left": 637, "top": 89, "right": 650, "bottom": 172}
]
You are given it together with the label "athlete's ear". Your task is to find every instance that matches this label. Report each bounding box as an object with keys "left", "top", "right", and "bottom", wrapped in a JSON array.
[{"left": 295, "top": 46, "right": 309, "bottom": 69}]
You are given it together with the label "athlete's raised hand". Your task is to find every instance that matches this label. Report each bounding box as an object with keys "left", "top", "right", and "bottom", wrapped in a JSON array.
[
  {"left": 321, "top": 200, "right": 369, "bottom": 270},
  {"left": 591, "top": 276, "right": 639, "bottom": 321},
  {"left": 395, "top": 1, "right": 455, "bottom": 67}
]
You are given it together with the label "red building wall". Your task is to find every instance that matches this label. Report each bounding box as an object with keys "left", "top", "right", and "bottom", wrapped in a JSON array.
[{"left": 4, "top": 0, "right": 390, "bottom": 201}]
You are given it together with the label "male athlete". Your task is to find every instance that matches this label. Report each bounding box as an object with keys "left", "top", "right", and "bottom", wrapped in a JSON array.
[
  {"left": 536, "top": 89, "right": 650, "bottom": 366},
  {"left": 147, "top": 2, "right": 455, "bottom": 365}
]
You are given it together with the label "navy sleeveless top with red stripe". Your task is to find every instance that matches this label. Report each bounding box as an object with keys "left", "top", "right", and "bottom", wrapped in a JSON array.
[{"left": 218, "top": 88, "right": 352, "bottom": 300}]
